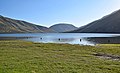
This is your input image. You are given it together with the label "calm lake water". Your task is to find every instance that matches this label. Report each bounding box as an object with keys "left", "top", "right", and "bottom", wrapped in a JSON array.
[{"left": 0, "top": 33, "right": 120, "bottom": 45}]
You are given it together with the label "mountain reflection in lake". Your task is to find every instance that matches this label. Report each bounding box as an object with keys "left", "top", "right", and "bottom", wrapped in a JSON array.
[
  {"left": 0, "top": 33, "right": 120, "bottom": 45},
  {"left": 86, "top": 37, "right": 120, "bottom": 44}
]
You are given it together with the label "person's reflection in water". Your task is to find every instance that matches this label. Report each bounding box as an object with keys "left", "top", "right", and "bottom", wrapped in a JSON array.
[
  {"left": 80, "top": 39, "right": 81, "bottom": 42},
  {"left": 108, "top": 40, "right": 110, "bottom": 43},
  {"left": 58, "top": 38, "right": 60, "bottom": 41}
]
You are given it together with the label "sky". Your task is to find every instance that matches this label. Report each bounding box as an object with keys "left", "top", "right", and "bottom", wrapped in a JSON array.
[{"left": 0, "top": 0, "right": 120, "bottom": 27}]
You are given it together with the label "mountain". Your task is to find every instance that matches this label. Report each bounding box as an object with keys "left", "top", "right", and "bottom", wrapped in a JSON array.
[
  {"left": 71, "top": 9, "right": 120, "bottom": 33},
  {"left": 49, "top": 23, "right": 78, "bottom": 32},
  {"left": 0, "top": 15, "right": 54, "bottom": 33}
]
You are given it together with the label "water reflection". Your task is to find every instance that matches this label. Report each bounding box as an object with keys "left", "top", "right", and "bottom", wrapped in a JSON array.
[
  {"left": 0, "top": 37, "right": 32, "bottom": 40},
  {"left": 24, "top": 37, "right": 94, "bottom": 45},
  {"left": 53, "top": 38, "right": 75, "bottom": 42},
  {"left": 0, "top": 33, "right": 120, "bottom": 45},
  {"left": 85, "top": 37, "right": 120, "bottom": 44}
]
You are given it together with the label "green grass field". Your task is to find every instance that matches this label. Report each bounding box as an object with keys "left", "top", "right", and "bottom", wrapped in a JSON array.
[{"left": 0, "top": 40, "right": 120, "bottom": 73}]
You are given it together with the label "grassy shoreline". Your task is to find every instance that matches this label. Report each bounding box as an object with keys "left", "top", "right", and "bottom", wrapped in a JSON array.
[{"left": 0, "top": 40, "right": 120, "bottom": 73}]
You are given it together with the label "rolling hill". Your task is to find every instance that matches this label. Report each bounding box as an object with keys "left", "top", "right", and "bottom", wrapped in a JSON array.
[
  {"left": 0, "top": 15, "right": 54, "bottom": 33},
  {"left": 49, "top": 23, "right": 78, "bottom": 32},
  {"left": 71, "top": 9, "right": 120, "bottom": 33}
]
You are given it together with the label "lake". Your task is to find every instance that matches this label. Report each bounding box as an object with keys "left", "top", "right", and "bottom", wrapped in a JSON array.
[{"left": 0, "top": 33, "right": 120, "bottom": 45}]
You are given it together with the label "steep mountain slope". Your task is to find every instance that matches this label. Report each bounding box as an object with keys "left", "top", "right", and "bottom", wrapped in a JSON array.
[
  {"left": 49, "top": 23, "right": 78, "bottom": 32},
  {"left": 71, "top": 9, "right": 120, "bottom": 33},
  {"left": 0, "top": 15, "right": 54, "bottom": 33}
]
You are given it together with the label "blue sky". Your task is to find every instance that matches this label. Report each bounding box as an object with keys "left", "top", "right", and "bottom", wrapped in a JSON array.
[{"left": 0, "top": 0, "right": 120, "bottom": 27}]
